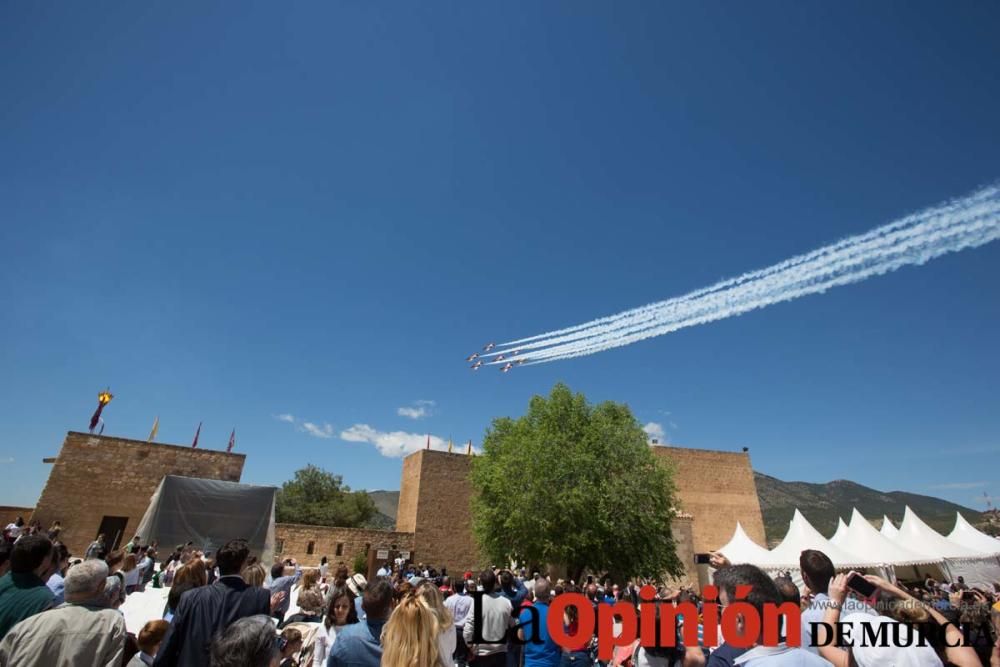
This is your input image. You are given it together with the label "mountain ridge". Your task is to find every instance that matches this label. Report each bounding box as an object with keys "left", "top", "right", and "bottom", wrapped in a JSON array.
[{"left": 363, "top": 476, "right": 992, "bottom": 543}]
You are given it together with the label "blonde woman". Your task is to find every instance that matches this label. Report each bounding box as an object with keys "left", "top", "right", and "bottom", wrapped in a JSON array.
[
  {"left": 299, "top": 568, "right": 321, "bottom": 592},
  {"left": 381, "top": 594, "right": 441, "bottom": 667},
  {"left": 242, "top": 562, "right": 267, "bottom": 588},
  {"left": 416, "top": 581, "right": 456, "bottom": 667}
]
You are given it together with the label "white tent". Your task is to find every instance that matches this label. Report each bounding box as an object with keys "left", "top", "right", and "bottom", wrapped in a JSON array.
[
  {"left": 840, "top": 509, "right": 938, "bottom": 567},
  {"left": 829, "top": 518, "right": 849, "bottom": 547},
  {"left": 880, "top": 515, "right": 899, "bottom": 539},
  {"left": 947, "top": 513, "right": 1000, "bottom": 556},
  {"left": 894, "top": 506, "right": 1000, "bottom": 588},
  {"left": 767, "top": 510, "right": 871, "bottom": 569},
  {"left": 716, "top": 521, "right": 779, "bottom": 566},
  {"left": 894, "top": 506, "right": 984, "bottom": 559}
]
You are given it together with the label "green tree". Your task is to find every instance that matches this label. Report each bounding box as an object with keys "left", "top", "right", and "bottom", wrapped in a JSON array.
[
  {"left": 471, "top": 383, "right": 683, "bottom": 581},
  {"left": 276, "top": 464, "right": 377, "bottom": 527}
]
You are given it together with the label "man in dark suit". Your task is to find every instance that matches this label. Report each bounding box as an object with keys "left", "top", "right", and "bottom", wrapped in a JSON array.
[{"left": 154, "top": 538, "right": 271, "bottom": 667}]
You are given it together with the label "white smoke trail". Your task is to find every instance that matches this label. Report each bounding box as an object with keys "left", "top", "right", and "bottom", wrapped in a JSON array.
[
  {"left": 518, "top": 199, "right": 999, "bottom": 361},
  {"left": 487, "top": 185, "right": 1000, "bottom": 365},
  {"left": 489, "top": 185, "right": 999, "bottom": 356}
]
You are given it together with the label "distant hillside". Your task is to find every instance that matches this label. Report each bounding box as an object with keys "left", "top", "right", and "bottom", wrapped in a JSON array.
[
  {"left": 754, "top": 472, "right": 987, "bottom": 544},
  {"left": 364, "top": 479, "right": 989, "bottom": 546},
  {"left": 363, "top": 490, "right": 399, "bottom": 530}
]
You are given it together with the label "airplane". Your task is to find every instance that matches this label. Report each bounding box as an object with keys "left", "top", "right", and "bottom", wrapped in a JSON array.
[
  {"left": 466, "top": 353, "right": 479, "bottom": 362},
  {"left": 471, "top": 360, "right": 484, "bottom": 370},
  {"left": 516, "top": 358, "right": 527, "bottom": 365},
  {"left": 511, "top": 349, "right": 521, "bottom": 356},
  {"left": 501, "top": 362, "right": 514, "bottom": 373},
  {"left": 483, "top": 342, "right": 496, "bottom": 351},
  {"left": 495, "top": 354, "right": 506, "bottom": 362}
]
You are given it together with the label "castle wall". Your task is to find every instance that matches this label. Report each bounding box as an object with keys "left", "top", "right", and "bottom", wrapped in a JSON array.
[
  {"left": 652, "top": 446, "right": 767, "bottom": 553},
  {"left": 13, "top": 432, "right": 763, "bottom": 580},
  {"left": 397, "top": 450, "right": 480, "bottom": 573},
  {"left": 0, "top": 506, "right": 34, "bottom": 531},
  {"left": 394, "top": 446, "right": 763, "bottom": 578},
  {"left": 274, "top": 523, "right": 414, "bottom": 569},
  {"left": 669, "top": 515, "right": 697, "bottom": 586},
  {"left": 395, "top": 453, "right": 422, "bottom": 534},
  {"left": 31, "top": 432, "right": 244, "bottom": 556}
]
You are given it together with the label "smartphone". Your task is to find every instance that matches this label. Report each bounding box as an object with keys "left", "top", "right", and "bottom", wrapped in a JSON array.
[
  {"left": 695, "top": 553, "right": 711, "bottom": 565},
  {"left": 846, "top": 573, "right": 877, "bottom": 598}
]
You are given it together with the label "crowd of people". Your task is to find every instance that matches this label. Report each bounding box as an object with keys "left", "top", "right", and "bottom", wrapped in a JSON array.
[{"left": 2, "top": 517, "right": 1000, "bottom": 667}]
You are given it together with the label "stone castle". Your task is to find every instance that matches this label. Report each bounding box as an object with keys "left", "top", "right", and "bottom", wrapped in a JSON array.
[{"left": 2, "top": 431, "right": 766, "bottom": 585}]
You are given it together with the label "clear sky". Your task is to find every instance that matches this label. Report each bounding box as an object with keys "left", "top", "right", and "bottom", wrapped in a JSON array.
[{"left": 2, "top": 2, "right": 998, "bottom": 515}]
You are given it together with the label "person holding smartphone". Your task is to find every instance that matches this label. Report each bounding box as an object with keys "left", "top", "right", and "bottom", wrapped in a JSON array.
[
  {"left": 798, "top": 550, "right": 877, "bottom": 654},
  {"left": 819, "top": 572, "right": 982, "bottom": 667}
]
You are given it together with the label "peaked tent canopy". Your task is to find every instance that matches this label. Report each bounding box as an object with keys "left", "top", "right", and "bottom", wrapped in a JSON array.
[
  {"left": 880, "top": 515, "right": 899, "bottom": 539},
  {"left": 840, "top": 509, "right": 941, "bottom": 566},
  {"left": 895, "top": 506, "right": 986, "bottom": 560},
  {"left": 768, "top": 510, "right": 870, "bottom": 568},
  {"left": 947, "top": 513, "right": 1000, "bottom": 556},
  {"left": 716, "top": 522, "right": 778, "bottom": 566},
  {"left": 829, "top": 518, "right": 849, "bottom": 547}
]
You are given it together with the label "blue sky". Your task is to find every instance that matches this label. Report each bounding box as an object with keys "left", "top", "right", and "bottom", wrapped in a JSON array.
[{"left": 2, "top": 2, "right": 998, "bottom": 516}]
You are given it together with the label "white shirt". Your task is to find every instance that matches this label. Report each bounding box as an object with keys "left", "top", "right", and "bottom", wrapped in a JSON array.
[
  {"left": 123, "top": 567, "right": 141, "bottom": 587},
  {"left": 800, "top": 592, "right": 877, "bottom": 653},
  {"left": 313, "top": 623, "right": 341, "bottom": 667},
  {"left": 438, "top": 623, "right": 457, "bottom": 667},
  {"left": 734, "top": 644, "right": 830, "bottom": 665},
  {"left": 4, "top": 523, "right": 21, "bottom": 539},
  {"left": 444, "top": 593, "right": 474, "bottom": 628},
  {"left": 377, "top": 567, "right": 390, "bottom": 577}
]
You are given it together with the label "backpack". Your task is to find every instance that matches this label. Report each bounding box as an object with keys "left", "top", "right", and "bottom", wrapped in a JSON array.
[{"left": 283, "top": 621, "right": 323, "bottom": 665}]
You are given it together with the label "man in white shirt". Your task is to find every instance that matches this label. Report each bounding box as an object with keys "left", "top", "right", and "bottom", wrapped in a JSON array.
[
  {"left": 445, "top": 581, "right": 475, "bottom": 667},
  {"left": 714, "top": 564, "right": 827, "bottom": 666},
  {"left": 463, "top": 570, "right": 512, "bottom": 667},
  {"left": 799, "top": 549, "right": 877, "bottom": 654}
]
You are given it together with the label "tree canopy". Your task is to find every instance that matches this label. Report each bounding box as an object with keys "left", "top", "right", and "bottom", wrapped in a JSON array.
[
  {"left": 275, "top": 464, "right": 377, "bottom": 527},
  {"left": 470, "top": 383, "right": 683, "bottom": 581}
]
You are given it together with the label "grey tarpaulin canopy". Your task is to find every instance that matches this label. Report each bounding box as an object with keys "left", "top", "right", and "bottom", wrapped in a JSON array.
[{"left": 135, "top": 476, "right": 277, "bottom": 563}]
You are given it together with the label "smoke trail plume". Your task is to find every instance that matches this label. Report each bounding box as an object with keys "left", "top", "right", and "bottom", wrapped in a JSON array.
[{"left": 485, "top": 184, "right": 1000, "bottom": 366}]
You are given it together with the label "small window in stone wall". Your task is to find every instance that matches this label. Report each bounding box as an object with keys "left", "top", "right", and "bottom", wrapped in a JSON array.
[
  {"left": 364, "top": 542, "right": 370, "bottom": 555},
  {"left": 275, "top": 539, "right": 284, "bottom": 554},
  {"left": 335, "top": 542, "right": 343, "bottom": 556},
  {"left": 307, "top": 540, "right": 315, "bottom": 555}
]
